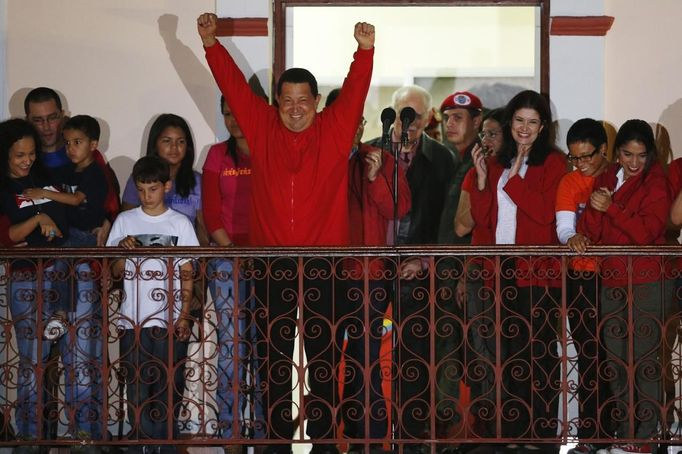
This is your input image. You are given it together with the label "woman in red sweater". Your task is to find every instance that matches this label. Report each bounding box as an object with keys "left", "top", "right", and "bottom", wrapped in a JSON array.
[
  {"left": 469, "top": 90, "right": 567, "bottom": 452},
  {"left": 577, "top": 120, "right": 672, "bottom": 454},
  {"left": 201, "top": 96, "right": 263, "bottom": 445}
]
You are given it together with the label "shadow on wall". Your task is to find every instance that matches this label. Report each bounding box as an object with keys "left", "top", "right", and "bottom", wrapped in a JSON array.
[
  {"left": 157, "top": 13, "right": 269, "bottom": 129},
  {"left": 8, "top": 87, "right": 127, "bottom": 188},
  {"left": 654, "top": 122, "right": 673, "bottom": 166},
  {"left": 158, "top": 13, "right": 218, "bottom": 137},
  {"left": 8, "top": 87, "right": 70, "bottom": 119},
  {"left": 157, "top": 13, "right": 269, "bottom": 169},
  {"left": 657, "top": 98, "right": 682, "bottom": 164},
  {"left": 467, "top": 82, "right": 527, "bottom": 110}
]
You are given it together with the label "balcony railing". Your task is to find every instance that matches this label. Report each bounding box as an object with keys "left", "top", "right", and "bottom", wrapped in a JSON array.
[{"left": 0, "top": 245, "right": 681, "bottom": 451}]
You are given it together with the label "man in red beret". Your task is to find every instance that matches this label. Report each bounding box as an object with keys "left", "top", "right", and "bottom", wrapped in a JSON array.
[
  {"left": 437, "top": 90, "right": 484, "bottom": 242},
  {"left": 434, "top": 91, "right": 485, "bottom": 450}
]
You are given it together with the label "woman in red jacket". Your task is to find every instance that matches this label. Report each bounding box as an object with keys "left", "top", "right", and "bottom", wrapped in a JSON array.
[
  {"left": 469, "top": 90, "right": 567, "bottom": 452},
  {"left": 577, "top": 120, "right": 672, "bottom": 454}
]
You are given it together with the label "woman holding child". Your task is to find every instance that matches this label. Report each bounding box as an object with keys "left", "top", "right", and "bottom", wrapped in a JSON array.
[
  {"left": 1, "top": 116, "right": 107, "bottom": 443},
  {"left": 0, "top": 118, "right": 68, "bottom": 442}
]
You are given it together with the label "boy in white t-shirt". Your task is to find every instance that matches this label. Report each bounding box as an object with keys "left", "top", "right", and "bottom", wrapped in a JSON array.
[{"left": 106, "top": 155, "right": 198, "bottom": 453}]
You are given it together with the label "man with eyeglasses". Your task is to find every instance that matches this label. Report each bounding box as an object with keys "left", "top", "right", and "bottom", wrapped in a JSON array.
[
  {"left": 23, "top": 87, "right": 120, "bottom": 244},
  {"left": 367, "top": 85, "right": 457, "bottom": 454},
  {"left": 19, "top": 88, "right": 121, "bottom": 447}
]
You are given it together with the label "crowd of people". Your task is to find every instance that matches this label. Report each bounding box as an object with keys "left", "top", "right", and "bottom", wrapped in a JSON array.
[{"left": 0, "top": 10, "right": 681, "bottom": 454}]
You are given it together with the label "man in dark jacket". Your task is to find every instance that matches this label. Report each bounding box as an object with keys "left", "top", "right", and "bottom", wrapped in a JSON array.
[
  {"left": 367, "top": 85, "right": 456, "bottom": 454},
  {"left": 434, "top": 92, "right": 485, "bottom": 445}
]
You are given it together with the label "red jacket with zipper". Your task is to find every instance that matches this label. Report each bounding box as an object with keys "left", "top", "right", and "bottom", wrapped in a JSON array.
[{"left": 205, "top": 41, "right": 373, "bottom": 246}]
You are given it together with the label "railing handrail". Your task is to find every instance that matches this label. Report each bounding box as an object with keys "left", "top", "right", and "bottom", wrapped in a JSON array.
[{"left": 1, "top": 244, "right": 682, "bottom": 258}]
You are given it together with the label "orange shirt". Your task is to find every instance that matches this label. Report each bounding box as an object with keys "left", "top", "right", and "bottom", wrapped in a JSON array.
[{"left": 556, "top": 170, "right": 597, "bottom": 272}]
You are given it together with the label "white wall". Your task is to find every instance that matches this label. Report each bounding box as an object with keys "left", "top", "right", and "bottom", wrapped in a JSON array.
[
  {"left": 605, "top": 0, "right": 682, "bottom": 160},
  {"left": 5, "top": 0, "right": 217, "bottom": 189},
  {"left": 549, "top": 0, "right": 606, "bottom": 151}
]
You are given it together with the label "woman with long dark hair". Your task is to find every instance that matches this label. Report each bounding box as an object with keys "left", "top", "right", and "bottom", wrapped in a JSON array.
[
  {"left": 469, "top": 90, "right": 567, "bottom": 451},
  {"left": 121, "top": 113, "right": 208, "bottom": 245},
  {"left": 201, "top": 96, "right": 264, "bottom": 448},
  {"left": 578, "top": 120, "right": 672, "bottom": 454},
  {"left": 0, "top": 118, "right": 66, "bottom": 441}
]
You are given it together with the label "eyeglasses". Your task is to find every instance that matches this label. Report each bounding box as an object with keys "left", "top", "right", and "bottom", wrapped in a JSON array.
[
  {"left": 479, "top": 129, "right": 501, "bottom": 141},
  {"left": 30, "top": 113, "right": 62, "bottom": 126},
  {"left": 567, "top": 147, "right": 599, "bottom": 164}
]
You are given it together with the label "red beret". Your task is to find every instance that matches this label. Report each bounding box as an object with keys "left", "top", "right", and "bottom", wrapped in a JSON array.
[{"left": 440, "top": 91, "right": 482, "bottom": 113}]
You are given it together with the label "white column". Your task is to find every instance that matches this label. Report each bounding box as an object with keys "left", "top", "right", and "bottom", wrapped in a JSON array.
[{"left": 549, "top": 0, "right": 607, "bottom": 152}]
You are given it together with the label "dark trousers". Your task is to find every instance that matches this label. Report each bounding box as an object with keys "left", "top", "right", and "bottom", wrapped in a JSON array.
[
  {"left": 340, "top": 279, "right": 390, "bottom": 441},
  {"left": 254, "top": 257, "right": 346, "bottom": 452},
  {"left": 120, "top": 327, "right": 188, "bottom": 451},
  {"left": 501, "top": 285, "right": 561, "bottom": 440},
  {"left": 462, "top": 264, "right": 497, "bottom": 438},
  {"left": 601, "top": 281, "right": 670, "bottom": 439},
  {"left": 434, "top": 257, "right": 465, "bottom": 440}
]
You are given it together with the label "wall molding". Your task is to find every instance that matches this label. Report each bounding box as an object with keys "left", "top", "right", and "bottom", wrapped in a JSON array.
[
  {"left": 550, "top": 16, "right": 614, "bottom": 36},
  {"left": 216, "top": 18, "right": 268, "bottom": 37}
]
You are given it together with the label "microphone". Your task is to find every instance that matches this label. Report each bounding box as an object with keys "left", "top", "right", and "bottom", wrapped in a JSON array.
[
  {"left": 399, "top": 107, "right": 416, "bottom": 146},
  {"left": 380, "top": 107, "right": 396, "bottom": 145}
]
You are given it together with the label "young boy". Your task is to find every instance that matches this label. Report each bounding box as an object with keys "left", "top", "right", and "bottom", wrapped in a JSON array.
[
  {"left": 106, "top": 155, "right": 198, "bottom": 453},
  {"left": 21, "top": 114, "right": 109, "bottom": 441}
]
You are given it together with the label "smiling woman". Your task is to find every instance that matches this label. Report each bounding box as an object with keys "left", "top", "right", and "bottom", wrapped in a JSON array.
[{"left": 274, "top": 0, "right": 548, "bottom": 139}]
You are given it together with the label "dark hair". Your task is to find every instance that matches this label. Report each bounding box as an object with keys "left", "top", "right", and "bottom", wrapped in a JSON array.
[
  {"left": 132, "top": 155, "right": 170, "bottom": 185},
  {"left": 24, "top": 87, "right": 63, "bottom": 115},
  {"left": 0, "top": 118, "right": 45, "bottom": 191},
  {"left": 218, "top": 96, "right": 240, "bottom": 167},
  {"left": 146, "top": 113, "right": 196, "bottom": 198},
  {"left": 277, "top": 68, "right": 318, "bottom": 97},
  {"left": 482, "top": 108, "right": 504, "bottom": 126},
  {"left": 566, "top": 118, "right": 607, "bottom": 151},
  {"left": 497, "top": 90, "right": 554, "bottom": 168},
  {"left": 614, "top": 119, "right": 658, "bottom": 175},
  {"left": 325, "top": 88, "right": 341, "bottom": 108},
  {"left": 63, "top": 115, "right": 100, "bottom": 141}
]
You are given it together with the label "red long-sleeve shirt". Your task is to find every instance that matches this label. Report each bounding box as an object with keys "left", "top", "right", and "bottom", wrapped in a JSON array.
[
  {"left": 577, "top": 162, "right": 671, "bottom": 286},
  {"left": 205, "top": 41, "right": 373, "bottom": 247}
]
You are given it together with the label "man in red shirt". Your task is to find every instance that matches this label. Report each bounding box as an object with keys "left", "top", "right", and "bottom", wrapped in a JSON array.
[{"left": 198, "top": 13, "right": 375, "bottom": 454}]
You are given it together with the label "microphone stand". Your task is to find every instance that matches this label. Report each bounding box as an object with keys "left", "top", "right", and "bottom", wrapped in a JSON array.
[
  {"left": 382, "top": 128, "right": 401, "bottom": 454},
  {"left": 381, "top": 127, "right": 402, "bottom": 244}
]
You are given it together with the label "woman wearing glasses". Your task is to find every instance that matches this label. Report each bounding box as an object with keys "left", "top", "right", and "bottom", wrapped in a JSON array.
[
  {"left": 555, "top": 119, "right": 612, "bottom": 454},
  {"left": 454, "top": 107, "right": 504, "bottom": 238},
  {"left": 469, "top": 90, "right": 567, "bottom": 452},
  {"left": 577, "top": 120, "right": 672, "bottom": 454}
]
